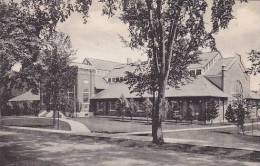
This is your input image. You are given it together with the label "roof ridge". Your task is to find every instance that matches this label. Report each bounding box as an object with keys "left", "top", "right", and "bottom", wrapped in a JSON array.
[{"left": 87, "top": 57, "right": 123, "bottom": 64}]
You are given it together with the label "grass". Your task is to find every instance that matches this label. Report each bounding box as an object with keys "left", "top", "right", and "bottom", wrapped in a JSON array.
[
  {"left": 74, "top": 116, "right": 206, "bottom": 133},
  {"left": 0, "top": 116, "right": 71, "bottom": 131},
  {"left": 0, "top": 128, "right": 259, "bottom": 165}
]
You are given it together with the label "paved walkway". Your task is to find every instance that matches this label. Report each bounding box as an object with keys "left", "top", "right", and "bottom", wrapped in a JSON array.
[
  {"left": 1, "top": 116, "right": 91, "bottom": 133},
  {"left": 60, "top": 118, "right": 90, "bottom": 133},
  {"left": 126, "top": 122, "right": 260, "bottom": 135}
]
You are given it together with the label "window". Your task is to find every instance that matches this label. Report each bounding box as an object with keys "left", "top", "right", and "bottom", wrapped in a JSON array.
[
  {"left": 83, "top": 89, "right": 89, "bottom": 103},
  {"left": 120, "top": 77, "right": 124, "bottom": 82},
  {"left": 196, "top": 69, "right": 202, "bottom": 75},
  {"left": 98, "top": 101, "right": 104, "bottom": 110},
  {"left": 116, "top": 77, "right": 120, "bottom": 82},
  {"left": 112, "top": 78, "right": 116, "bottom": 82},
  {"left": 108, "top": 78, "right": 111, "bottom": 83},
  {"left": 190, "top": 70, "right": 195, "bottom": 77},
  {"left": 110, "top": 101, "right": 116, "bottom": 110},
  {"left": 67, "top": 90, "right": 74, "bottom": 100}
]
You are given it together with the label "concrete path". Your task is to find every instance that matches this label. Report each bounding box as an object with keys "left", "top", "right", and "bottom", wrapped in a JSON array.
[
  {"left": 1, "top": 116, "right": 91, "bottom": 133},
  {"left": 60, "top": 118, "right": 90, "bottom": 133},
  {"left": 126, "top": 122, "right": 260, "bottom": 135}
]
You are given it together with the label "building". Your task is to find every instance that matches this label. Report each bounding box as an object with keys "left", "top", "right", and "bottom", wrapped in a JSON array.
[
  {"left": 90, "top": 52, "right": 260, "bottom": 123},
  {"left": 9, "top": 52, "right": 260, "bottom": 121}
]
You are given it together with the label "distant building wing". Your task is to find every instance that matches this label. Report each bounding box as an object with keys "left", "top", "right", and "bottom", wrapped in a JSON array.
[
  {"left": 9, "top": 90, "right": 40, "bottom": 102},
  {"left": 83, "top": 58, "right": 123, "bottom": 71}
]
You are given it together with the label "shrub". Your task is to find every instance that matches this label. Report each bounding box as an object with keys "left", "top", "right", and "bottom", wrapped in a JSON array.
[
  {"left": 206, "top": 99, "right": 219, "bottom": 123},
  {"left": 225, "top": 102, "right": 250, "bottom": 134}
]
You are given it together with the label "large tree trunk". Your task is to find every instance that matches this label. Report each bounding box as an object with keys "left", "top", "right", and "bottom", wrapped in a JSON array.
[{"left": 152, "top": 77, "right": 167, "bottom": 144}]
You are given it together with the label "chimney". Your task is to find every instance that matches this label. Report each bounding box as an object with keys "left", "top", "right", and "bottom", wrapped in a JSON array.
[
  {"left": 127, "top": 58, "right": 132, "bottom": 65},
  {"left": 221, "top": 65, "right": 226, "bottom": 91}
]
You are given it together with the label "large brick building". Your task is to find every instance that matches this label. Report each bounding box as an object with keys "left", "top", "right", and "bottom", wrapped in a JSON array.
[{"left": 9, "top": 52, "right": 260, "bottom": 121}]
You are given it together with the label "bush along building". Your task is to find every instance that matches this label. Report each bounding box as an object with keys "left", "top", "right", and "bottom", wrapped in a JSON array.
[
  {"left": 9, "top": 52, "right": 260, "bottom": 122},
  {"left": 90, "top": 52, "right": 260, "bottom": 123}
]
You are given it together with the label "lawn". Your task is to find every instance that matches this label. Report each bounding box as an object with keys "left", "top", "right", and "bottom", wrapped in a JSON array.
[
  {"left": 161, "top": 124, "right": 260, "bottom": 150},
  {"left": 75, "top": 116, "right": 213, "bottom": 133},
  {"left": 0, "top": 116, "right": 71, "bottom": 131},
  {"left": 0, "top": 129, "right": 259, "bottom": 165}
]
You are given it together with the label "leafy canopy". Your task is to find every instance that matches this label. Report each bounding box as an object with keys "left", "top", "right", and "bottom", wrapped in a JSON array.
[{"left": 101, "top": 0, "right": 247, "bottom": 95}]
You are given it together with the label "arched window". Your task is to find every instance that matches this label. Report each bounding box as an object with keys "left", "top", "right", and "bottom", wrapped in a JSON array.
[{"left": 232, "top": 80, "right": 243, "bottom": 99}]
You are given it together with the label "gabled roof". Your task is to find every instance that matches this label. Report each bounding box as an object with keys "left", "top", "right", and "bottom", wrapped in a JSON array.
[
  {"left": 165, "top": 76, "right": 229, "bottom": 98},
  {"left": 92, "top": 76, "right": 230, "bottom": 100},
  {"left": 95, "top": 76, "right": 108, "bottom": 90},
  {"left": 70, "top": 62, "right": 96, "bottom": 70},
  {"left": 92, "top": 83, "right": 151, "bottom": 99},
  {"left": 188, "top": 52, "right": 220, "bottom": 69},
  {"left": 205, "top": 57, "right": 236, "bottom": 76},
  {"left": 9, "top": 90, "right": 40, "bottom": 102},
  {"left": 83, "top": 58, "right": 122, "bottom": 71},
  {"left": 106, "top": 64, "right": 136, "bottom": 78}
]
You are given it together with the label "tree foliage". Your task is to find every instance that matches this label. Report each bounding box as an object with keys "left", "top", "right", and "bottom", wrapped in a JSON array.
[
  {"left": 206, "top": 99, "right": 219, "bottom": 123},
  {"left": 40, "top": 32, "right": 77, "bottom": 126},
  {"left": 225, "top": 102, "right": 250, "bottom": 134},
  {"left": 101, "top": 0, "right": 247, "bottom": 144},
  {"left": 248, "top": 50, "right": 260, "bottom": 75},
  {"left": 0, "top": 1, "right": 44, "bottom": 116}
]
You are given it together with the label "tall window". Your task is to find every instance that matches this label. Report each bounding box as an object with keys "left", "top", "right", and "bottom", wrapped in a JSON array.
[
  {"left": 83, "top": 88, "right": 89, "bottom": 103},
  {"left": 67, "top": 90, "right": 74, "bottom": 100},
  {"left": 196, "top": 69, "right": 202, "bottom": 75},
  {"left": 233, "top": 80, "right": 243, "bottom": 99},
  {"left": 190, "top": 70, "right": 195, "bottom": 77}
]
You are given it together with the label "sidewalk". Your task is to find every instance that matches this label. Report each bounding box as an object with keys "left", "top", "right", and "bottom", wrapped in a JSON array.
[
  {"left": 126, "top": 121, "right": 260, "bottom": 135},
  {"left": 1, "top": 116, "right": 91, "bottom": 134}
]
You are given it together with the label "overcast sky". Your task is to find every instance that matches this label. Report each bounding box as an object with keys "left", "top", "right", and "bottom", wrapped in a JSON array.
[{"left": 57, "top": 1, "right": 260, "bottom": 90}]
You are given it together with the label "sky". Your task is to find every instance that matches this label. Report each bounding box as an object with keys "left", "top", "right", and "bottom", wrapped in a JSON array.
[{"left": 57, "top": 1, "right": 260, "bottom": 90}]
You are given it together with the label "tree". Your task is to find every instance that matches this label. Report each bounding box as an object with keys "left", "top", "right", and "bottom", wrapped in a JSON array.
[
  {"left": 117, "top": 94, "right": 129, "bottom": 120},
  {"left": 0, "top": 1, "right": 43, "bottom": 118},
  {"left": 225, "top": 104, "right": 236, "bottom": 123},
  {"left": 128, "top": 98, "right": 138, "bottom": 120},
  {"left": 142, "top": 98, "right": 153, "bottom": 124},
  {"left": 40, "top": 32, "right": 77, "bottom": 128},
  {"left": 225, "top": 102, "right": 250, "bottom": 134},
  {"left": 206, "top": 99, "right": 219, "bottom": 124},
  {"left": 248, "top": 50, "right": 260, "bottom": 79},
  {"left": 101, "top": 0, "right": 247, "bottom": 144}
]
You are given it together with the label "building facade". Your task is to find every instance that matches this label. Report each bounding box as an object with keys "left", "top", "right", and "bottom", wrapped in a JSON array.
[
  {"left": 88, "top": 52, "right": 259, "bottom": 123},
  {"left": 9, "top": 52, "right": 260, "bottom": 121}
]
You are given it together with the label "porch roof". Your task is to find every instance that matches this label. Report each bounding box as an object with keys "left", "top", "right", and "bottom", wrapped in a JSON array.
[
  {"left": 92, "top": 83, "right": 151, "bottom": 99},
  {"left": 9, "top": 90, "right": 40, "bottom": 102},
  {"left": 165, "top": 76, "right": 230, "bottom": 98},
  {"left": 92, "top": 76, "right": 230, "bottom": 100}
]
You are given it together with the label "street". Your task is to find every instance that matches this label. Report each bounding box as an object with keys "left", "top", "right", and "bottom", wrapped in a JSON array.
[{"left": 0, "top": 130, "right": 258, "bottom": 166}]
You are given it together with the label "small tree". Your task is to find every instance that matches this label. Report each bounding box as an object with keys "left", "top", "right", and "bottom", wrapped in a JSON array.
[
  {"left": 40, "top": 32, "right": 77, "bottom": 128},
  {"left": 225, "top": 104, "right": 236, "bottom": 123},
  {"left": 225, "top": 102, "right": 250, "bottom": 134},
  {"left": 117, "top": 94, "right": 129, "bottom": 120},
  {"left": 128, "top": 98, "right": 138, "bottom": 120},
  {"left": 206, "top": 99, "right": 219, "bottom": 124},
  {"left": 142, "top": 98, "right": 153, "bottom": 124}
]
